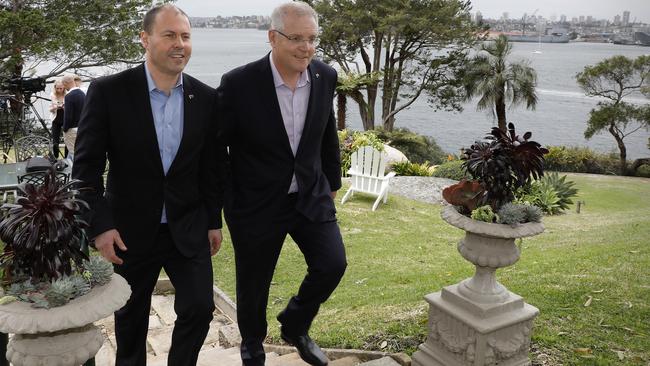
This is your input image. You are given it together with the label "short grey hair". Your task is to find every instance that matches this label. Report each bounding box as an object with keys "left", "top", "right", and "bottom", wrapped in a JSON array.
[{"left": 270, "top": 2, "right": 318, "bottom": 32}]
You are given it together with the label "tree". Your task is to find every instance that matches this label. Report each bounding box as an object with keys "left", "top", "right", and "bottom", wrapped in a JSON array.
[
  {"left": 310, "top": 0, "right": 482, "bottom": 131},
  {"left": 461, "top": 34, "right": 538, "bottom": 131},
  {"left": 335, "top": 71, "right": 380, "bottom": 130},
  {"left": 0, "top": 0, "right": 150, "bottom": 85},
  {"left": 576, "top": 55, "right": 650, "bottom": 175}
]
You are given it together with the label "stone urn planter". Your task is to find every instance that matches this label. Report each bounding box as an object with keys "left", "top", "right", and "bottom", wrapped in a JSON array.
[
  {"left": 0, "top": 274, "right": 131, "bottom": 366},
  {"left": 412, "top": 206, "right": 544, "bottom": 366}
]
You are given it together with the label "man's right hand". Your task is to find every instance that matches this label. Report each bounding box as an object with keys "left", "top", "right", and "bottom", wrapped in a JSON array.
[{"left": 94, "top": 229, "right": 128, "bottom": 264}]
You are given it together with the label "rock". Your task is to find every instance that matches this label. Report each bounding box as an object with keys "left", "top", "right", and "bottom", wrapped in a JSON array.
[{"left": 382, "top": 144, "right": 408, "bottom": 171}]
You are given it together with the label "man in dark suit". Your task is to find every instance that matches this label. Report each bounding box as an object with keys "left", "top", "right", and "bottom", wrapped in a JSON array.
[
  {"left": 62, "top": 73, "right": 85, "bottom": 160},
  {"left": 216, "top": 2, "right": 346, "bottom": 366},
  {"left": 72, "top": 4, "right": 222, "bottom": 366}
]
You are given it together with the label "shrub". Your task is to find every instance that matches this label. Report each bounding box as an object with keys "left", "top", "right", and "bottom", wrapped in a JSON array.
[
  {"left": 431, "top": 160, "right": 470, "bottom": 180},
  {"left": 544, "top": 146, "right": 619, "bottom": 174},
  {"left": 636, "top": 164, "right": 650, "bottom": 178},
  {"left": 338, "top": 129, "right": 384, "bottom": 176},
  {"left": 391, "top": 161, "right": 434, "bottom": 176},
  {"left": 374, "top": 128, "right": 445, "bottom": 164},
  {"left": 515, "top": 172, "right": 578, "bottom": 215},
  {"left": 471, "top": 205, "right": 496, "bottom": 223}
]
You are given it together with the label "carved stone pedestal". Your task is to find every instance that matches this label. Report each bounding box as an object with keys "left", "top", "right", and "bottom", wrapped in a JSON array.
[
  {"left": 412, "top": 284, "right": 538, "bottom": 366},
  {"left": 413, "top": 206, "right": 544, "bottom": 366}
]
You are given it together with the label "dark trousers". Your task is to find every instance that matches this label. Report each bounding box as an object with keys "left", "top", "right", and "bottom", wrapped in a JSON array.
[
  {"left": 228, "top": 195, "right": 347, "bottom": 366},
  {"left": 51, "top": 112, "right": 66, "bottom": 159},
  {"left": 113, "top": 225, "right": 215, "bottom": 366}
]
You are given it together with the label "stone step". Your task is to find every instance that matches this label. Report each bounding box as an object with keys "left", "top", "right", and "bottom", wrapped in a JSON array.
[
  {"left": 331, "top": 355, "right": 362, "bottom": 365},
  {"left": 358, "top": 356, "right": 401, "bottom": 366}
]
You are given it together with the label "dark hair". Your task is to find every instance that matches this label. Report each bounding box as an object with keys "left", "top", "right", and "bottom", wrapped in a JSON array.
[{"left": 142, "top": 4, "right": 190, "bottom": 33}]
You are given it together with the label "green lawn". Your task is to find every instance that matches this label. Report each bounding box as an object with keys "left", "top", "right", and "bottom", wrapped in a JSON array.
[{"left": 212, "top": 173, "right": 650, "bottom": 365}]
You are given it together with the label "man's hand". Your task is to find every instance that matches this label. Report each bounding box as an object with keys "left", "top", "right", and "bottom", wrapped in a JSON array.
[
  {"left": 94, "top": 229, "right": 127, "bottom": 264},
  {"left": 208, "top": 229, "right": 222, "bottom": 256},
  {"left": 330, "top": 191, "right": 337, "bottom": 199}
]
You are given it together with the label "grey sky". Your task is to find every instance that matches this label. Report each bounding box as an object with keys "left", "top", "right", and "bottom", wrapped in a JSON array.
[{"left": 174, "top": 0, "right": 649, "bottom": 23}]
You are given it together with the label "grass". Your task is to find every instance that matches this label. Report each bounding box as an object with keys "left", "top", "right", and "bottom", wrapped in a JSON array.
[{"left": 211, "top": 173, "right": 650, "bottom": 365}]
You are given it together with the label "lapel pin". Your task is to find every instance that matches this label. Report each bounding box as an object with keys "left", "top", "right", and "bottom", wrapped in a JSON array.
[
  {"left": 315, "top": 73, "right": 320, "bottom": 79},
  {"left": 188, "top": 94, "right": 194, "bottom": 100}
]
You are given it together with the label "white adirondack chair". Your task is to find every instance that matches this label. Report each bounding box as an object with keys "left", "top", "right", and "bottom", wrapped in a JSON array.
[{"left": 341, "top": 145, "right": 396, "bottom": 211}]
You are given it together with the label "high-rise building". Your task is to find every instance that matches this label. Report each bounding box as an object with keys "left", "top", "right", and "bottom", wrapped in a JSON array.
[
  {"left": 579, "top": 15, "right": 585, "bottom": 24},
  {"left": 623, "top": 11, "right": 630, "bottom": 26},
  {"left": 586, "top": 16, "right": 593, "bottom": 24},
  {"left": 502, "top": 12, "right": 509, "bottom": 21},
  {"left": 475, "top": 11, "right": 483, "bottom": 24},
  {"left": 560, "top": 15, "right": 567, "bottom": 23},
  {"left": 614, "top": 15, "right": 621, "bottom": 25}
]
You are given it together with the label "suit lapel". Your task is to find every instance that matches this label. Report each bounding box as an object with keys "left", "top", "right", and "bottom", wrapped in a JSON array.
[
  {"left": 259, "top": 56, "right": 294, "bottom": 156},
  {"left": 130, "top": 64, "right": 164, "bottom": 174},
  {"left": 295, "top": 63, "right": 319, "bottom": 158}
]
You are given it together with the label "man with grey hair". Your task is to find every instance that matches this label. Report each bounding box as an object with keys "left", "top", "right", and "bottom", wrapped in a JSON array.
[{"left": 216, "top": 2, "right": 345, "bottom": 366}]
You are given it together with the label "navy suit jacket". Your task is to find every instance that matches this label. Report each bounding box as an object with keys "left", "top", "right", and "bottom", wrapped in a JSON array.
[
  {"left": 72, "top": 64, "right": 221, "bottom": 257},
  {"left": 63, "top": 88, "right": 85, "bottom": 131},
  {"left": 216, "top": 55, "right": 341, "bottom": 225}
]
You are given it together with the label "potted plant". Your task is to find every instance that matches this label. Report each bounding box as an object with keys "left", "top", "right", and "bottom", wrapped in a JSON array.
[
  {"left": 413, "top": 123, "right": 548, "bottom": 366},
  {"left": 0, "top": 168, "right": 130, "bottom": 366}
]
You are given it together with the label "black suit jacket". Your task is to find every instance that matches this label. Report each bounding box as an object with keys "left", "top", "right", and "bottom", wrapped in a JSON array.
[
  {"left": 73, "top": 64, "right": 221, "bottom": 257},
  {"left": 216, "top": 55, "right": 341, "bottom": 224},
  {"left": 63, "top": 88, "right": 85, "bottom": 131}
]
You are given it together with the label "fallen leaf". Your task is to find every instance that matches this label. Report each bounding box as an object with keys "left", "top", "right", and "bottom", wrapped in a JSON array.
[
  {"left": 584, "top": 296, "right": 593, "bottom": 307},
  {"left": 623, "top": 327, "right": 635, "bottom": 333},
  {"left": 574, "top": 348, "right": 592, "bottom": 355},
  {"left": 592, "top": 289, "right": 604, "bottom": 293},
  {"left": 629, "top": 250, "right": 640, "bottom": 254},
  {"left": 379, "top": 341, "right": 388, "bottom": 349},
  {"left": 355, "top": 278, "right": 368, "bottom": 285},
  {"left": 557, "top": 331, "right": 569, "bottom": 336},
  {"left": 624, "top": 301, "right": 633, "bottom": 309},
  {"left": 615, "top": 350, "right": 625, "bottom": 361}
]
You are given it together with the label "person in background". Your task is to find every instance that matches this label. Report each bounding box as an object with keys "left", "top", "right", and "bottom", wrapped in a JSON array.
[
  {"left": 216, "top": 2, "right": 346, "bottom": 365},
  {"left": 49, "top": 78, "right": 66, "bottom": 159},
  {"left": 62, "top": 73, "right": 85, "bottom": 161}
]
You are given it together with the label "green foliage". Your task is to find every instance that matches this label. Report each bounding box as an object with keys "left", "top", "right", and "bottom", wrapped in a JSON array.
[
  {"left": 84, "top": 256, "right": 114, "bottom": 286},
  {"left": 522, "top": 204, "right": 543, "bottom": 223},
  {"left": 44, "top": 277, "right": 77, "bottom": 308},
  {"left": 391, "top": 161, "right": 434, "bottom": 177},
  {"left": 516, "top": 181, "right": 561, "bottom": 215},
  {"left": 576, "top": 55, "right": 650, "bottom": 175},
  {"left": 496, "top": 203, "right": 527, "bottom": 225},
  {"left": 431, "top": 159, "right": 470, "bottom": 180},
  {"left": 338, "top": 129, "right": 384, "bottom": 175},
  {"left": 636, "top": 164, "right": 650, "bottom": 178},
  {"left": 313, "top": 0, "right": 482, "bottom": 130},
  {"left": 539, "top": 172, "right": 578, "bottom": 211},
  {"left": 544, "top": 146, "right": 619, "bottom": 174},
  {"left": 461, "top": 34, "right": 538, "bottom": 130},
  {"left": 471, "top": 205, "right": 496, "bottom": 223},
  {"left": 0, "top": 0, "right": 151, "bottom": 80},
  {"left": 5, "top": 273, "right": 93, "bottom": 308},
  {"left": 374, "top": 128, "right": 445, "bottom": 164}
]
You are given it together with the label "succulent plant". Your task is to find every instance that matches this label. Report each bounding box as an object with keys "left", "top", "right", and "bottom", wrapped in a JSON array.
[
  {"left": 0, "top": 168, "right": 89, "bottom": 282},
  {"left": 84, "top": 256, "right": 113, "bottom": 286},
  {"left": 68, "top": 274, "right": 92, "bottom": 298},
  {"left": 442, "top": 179, "right": 486, "bottom": 214},
  {"left": 497, "top": 203, "right": 527, "bottom": 225},
  {"left": 471, "top": 205, "right": 497, "bottom": 223},
  {"left": 462, "top": 123, "right": 548, "bottom": 211},
  {"left": 522, "top": 204, "right": 543, "bottom": 223},
  {"left": 44, "top": 277, "right": 76, "bottom": 307}
]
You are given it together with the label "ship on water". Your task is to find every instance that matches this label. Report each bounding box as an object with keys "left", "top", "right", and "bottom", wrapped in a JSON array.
[{"left": 504, "top": 26, "right": 570, "bottom": 43}]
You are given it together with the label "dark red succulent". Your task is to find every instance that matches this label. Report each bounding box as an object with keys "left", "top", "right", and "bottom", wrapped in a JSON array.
[
  {"left": 461, "top": 122, "right": 548, "bottom": 211},
  {"left": 442, "top": 179, "right": 486, "bottom": 214},
  {"left": 0, "top": 168, "right": 89, "bottom": 282}
]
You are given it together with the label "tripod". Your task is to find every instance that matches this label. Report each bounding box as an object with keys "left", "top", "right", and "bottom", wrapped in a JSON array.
[{"left": 0, "top": 92, "right": 52, "bottom": 163}]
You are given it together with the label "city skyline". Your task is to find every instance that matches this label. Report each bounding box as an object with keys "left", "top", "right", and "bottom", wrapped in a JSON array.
[{"left": 174, "top": 0, "right": 649, "bottom": 24}]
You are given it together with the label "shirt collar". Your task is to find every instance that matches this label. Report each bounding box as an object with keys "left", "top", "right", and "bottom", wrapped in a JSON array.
[
  {"left": 269, "top": 52, "right": 310, "bottom": 88},
  {"left": 144, "top": 61, "right": 183, "bottom": 93}
]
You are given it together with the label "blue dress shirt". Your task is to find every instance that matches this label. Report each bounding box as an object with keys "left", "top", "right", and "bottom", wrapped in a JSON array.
[{"left": 144, "top": 63, "right": 184, "bottom": 223}]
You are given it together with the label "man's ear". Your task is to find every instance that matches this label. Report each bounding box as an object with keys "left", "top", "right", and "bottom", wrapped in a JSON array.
[
  {"left": 140, "top": 31, "right": 149, "bottom": 49},
  {"left": 268, "top": 30, "right": 276, "bottom": 48}
]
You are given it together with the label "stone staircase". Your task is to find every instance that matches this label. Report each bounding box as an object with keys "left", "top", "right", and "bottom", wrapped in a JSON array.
[{"left": 94, "top": 294, "right": 403, "bottom": 366}]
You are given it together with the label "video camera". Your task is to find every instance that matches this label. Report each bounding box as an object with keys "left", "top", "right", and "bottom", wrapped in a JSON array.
[{"left": 1, "top": 77, "right": 46, "bottom": 95}]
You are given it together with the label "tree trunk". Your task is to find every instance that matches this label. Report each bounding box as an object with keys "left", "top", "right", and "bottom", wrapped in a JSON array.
[
  {"left": 336, "top": 92, "right": 346, "bottom": 130},
  {"left": 495, "top": 96, "right": 507, "bottom": 131},
  {"left": 349, "top": 90, "right": 370, "bottom": 131},
  {"left": 365, "top": 84, "right": 377, "bottom": 130},
  {"left": 609, "top": 124, "right": 628, "bottom": 175}
]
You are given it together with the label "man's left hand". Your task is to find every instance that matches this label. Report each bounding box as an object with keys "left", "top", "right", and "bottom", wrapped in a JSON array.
[{"left": 208, "top": 229, "right": 222, "bottom": 256}]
